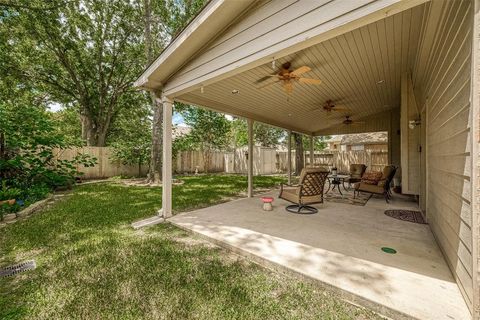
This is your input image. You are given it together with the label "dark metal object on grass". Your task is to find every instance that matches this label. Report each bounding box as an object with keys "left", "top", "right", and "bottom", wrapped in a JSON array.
[{"left": 0, "top": 260, "right": 36, "bottom": 277}]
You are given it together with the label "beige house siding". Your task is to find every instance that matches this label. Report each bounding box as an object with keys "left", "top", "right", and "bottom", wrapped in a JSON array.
[
  {"left": 400, "top": 73, "right": 421, "bottom": 195},
  {"left": 471, "top": 0, "right": 480, "bottom": 317},
  {"left": 413, "top": 0, "right": 475, "bottom": 311}
]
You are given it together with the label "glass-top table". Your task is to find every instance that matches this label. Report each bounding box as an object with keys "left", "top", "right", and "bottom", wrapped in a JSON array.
[{"left": 326, "top": 174, "right": 350, "bottom": 195}]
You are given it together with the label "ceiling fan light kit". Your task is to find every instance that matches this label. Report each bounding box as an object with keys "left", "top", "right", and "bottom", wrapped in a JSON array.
[{"left": 256, "top": 61, "right": 322, "bottom": 94}]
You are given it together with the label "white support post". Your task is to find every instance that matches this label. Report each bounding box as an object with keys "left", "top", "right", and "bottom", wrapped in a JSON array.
[
  {"left": 287, "top": 130, "right": 292, "bottom": 185},
  {"left": 309, "top": 135, "right": 314, "bottom": 166},
  {"left": 162, "top": 95, "right": 173, "bottom": 218},
  {"left": 247, "top": 119, "right": 254, "bottom": 198}
]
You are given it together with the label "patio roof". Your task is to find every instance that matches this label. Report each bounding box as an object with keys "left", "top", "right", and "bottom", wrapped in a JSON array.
[{"left": 135, "top": 0, "right": 429, "bottom": 135}]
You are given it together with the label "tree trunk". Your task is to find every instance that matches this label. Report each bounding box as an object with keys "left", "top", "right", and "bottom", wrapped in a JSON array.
[
  {"left": 294, "top": 133, "right": 304, "bottom": 175},
  {"left": 144, "top": 0, "right": 163, "bottom": 183},
  {"left": 149, "top": 94, "right": 163, "bottom": 183},
  {"left": 203, "top": 149, "right": 211, "bottom": 174},
  {"left": 0, "top": 131, "right": 5, "bottom": 161},
  {"left": 80, "top": 114, "right": 99, "bottom": 146},
  {"left": 80, "top": 113, "right": 110, "bottom": 147},
  {"left": 96, "top": 130, "right": 107, "bottom": 148}
]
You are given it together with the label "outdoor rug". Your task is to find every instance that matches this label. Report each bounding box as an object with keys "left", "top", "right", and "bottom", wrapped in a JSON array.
[
  {"left": 324, "top": 190, "right": 372, "bottom": 206},
  {"left": 384, "top": 209, "right": 427, "bottom": 224}
]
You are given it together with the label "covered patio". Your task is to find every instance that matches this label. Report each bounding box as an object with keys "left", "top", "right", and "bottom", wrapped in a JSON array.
[
  {"left": 170, "top": 191, "right": 470, "bottom": 320},
  {"left": 135, "top": 0, "right": 480, "bottom": 319}
]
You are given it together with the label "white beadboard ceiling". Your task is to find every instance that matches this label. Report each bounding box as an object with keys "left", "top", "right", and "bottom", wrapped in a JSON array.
[{"left": 177, "top": 3, "right": 429, "bottom": 134}]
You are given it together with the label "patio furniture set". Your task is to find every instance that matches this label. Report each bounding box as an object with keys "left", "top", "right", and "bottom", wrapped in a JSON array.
[{"left": 278, "top": 164, "right": 397, "bottom": 214}]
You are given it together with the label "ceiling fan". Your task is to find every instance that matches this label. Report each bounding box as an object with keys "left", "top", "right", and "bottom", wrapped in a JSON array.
[
  {"left": 256, "top": 62, "right": 322, "bottom": 94},
  {"left": 341, "top": 115, "right": 365, "bottom": 126},
  {"left": 315, "top": 99, "right": 349, "bottom": 113}
]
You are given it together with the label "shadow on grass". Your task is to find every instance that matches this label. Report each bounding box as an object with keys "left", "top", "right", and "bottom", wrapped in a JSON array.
[{"left": 0, "top": 175, "right": 379, "bottom": 319}]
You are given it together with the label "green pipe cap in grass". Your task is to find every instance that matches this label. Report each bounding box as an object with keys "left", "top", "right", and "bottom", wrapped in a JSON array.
[{"left": 381, "top": 247, "right": 397, "bottom": 254}]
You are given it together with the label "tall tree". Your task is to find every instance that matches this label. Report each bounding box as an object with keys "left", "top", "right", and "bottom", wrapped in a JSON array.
[
  {"left": 143, "top": 0, "right": 163, "bottom": 183},
  {"left": 293, "top": 132, "right": 304, "bottom": 175},
  {"left": 2, "top": 0, "right": 146, "bottom": 146},
  {"left": 180, "top": 106, "right": 231, "bottom": 173},
  {"left": 230, "top": 118, "right": 285, "bottom": 148},
  {"left": 144, "top": 0, "right": 206, "bottom": 183}
]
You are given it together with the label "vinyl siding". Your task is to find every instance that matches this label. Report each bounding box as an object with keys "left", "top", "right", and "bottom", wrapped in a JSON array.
[{"left": 413, "top": 0, "right": 474, "bottom": 310}]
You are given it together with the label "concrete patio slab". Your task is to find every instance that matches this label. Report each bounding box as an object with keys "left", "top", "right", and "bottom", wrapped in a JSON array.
[{"left": 169, "top": 191, "right": 470, "bottom": 320}]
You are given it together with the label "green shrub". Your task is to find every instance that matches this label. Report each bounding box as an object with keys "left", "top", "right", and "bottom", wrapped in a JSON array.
[
  {"left": 0, "top": 100, "right": 96, "bottom": 193},
  {"left": 0, "top": 181, "right": 22, "bottom": 201}
]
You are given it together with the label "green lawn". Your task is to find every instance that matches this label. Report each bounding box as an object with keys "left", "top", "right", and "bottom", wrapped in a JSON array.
[{"left": 0, "top": 174, "right": 381, "bottom": 320}]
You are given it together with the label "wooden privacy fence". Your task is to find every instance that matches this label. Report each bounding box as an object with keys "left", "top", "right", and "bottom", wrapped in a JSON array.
[
  {"left": 53, "top": 147, "right": 149, "bottom": 179},
  {"left": 276, "top": 150, "right": 388, "bottom": 173},
  {"left": 54, "top": 147, "right": 225, "bottom": 179},
  {"left": 54, "top": 147, "right": 387, "bottom": 179},
  {"left": 224, "top": 146, "right": 278, "bottom": 175},
  {"left": 174, "top": 150, "right": 224, "bottom": 173}
]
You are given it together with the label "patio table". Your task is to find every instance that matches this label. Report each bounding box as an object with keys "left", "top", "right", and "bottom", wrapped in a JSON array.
[{"left": 326, "top": 174, "right": 350, "bottom": 195}]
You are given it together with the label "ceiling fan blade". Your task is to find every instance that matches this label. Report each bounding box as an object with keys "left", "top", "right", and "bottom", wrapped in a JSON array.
[
  {"left": 298, "top": 78, "right": 322, "bottom": 85},
  {"left": 258, "top": 80, "right": 280, "bottom": 89},
  {"left": 290, "top": 65, "right": 311, "bottom": 76},
  {"left": 348, "top": 121, "right": 365, "bottom": 126},
  {"left": 255, "top": 74, "right": 277, "bottom": 83},
  {"left": 283, "top": 81, "right": 294, "bottom": 94}
]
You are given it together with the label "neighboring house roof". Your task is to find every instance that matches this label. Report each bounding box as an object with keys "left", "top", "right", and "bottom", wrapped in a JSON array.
[
  {"left": 325, "top": 135, "right": 343, "bottom": 143},
  {"left": 341, "top": 132, "right": 388, "bottom": 145}
]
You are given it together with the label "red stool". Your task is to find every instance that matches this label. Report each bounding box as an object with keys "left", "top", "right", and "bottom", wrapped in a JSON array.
[{"left": 261, "top": 196, "right": 274, "bottom": 211}]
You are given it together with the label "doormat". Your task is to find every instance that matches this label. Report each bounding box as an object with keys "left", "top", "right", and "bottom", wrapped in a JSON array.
[
  {"left": 0, "top": 260, "right": 36, "bottom": 277},
  {"left": 324, "top": 191, "right": 372, "bottom": 206},
  {"left": 384, "top": 210, "right": 427, "bottom": 224}
]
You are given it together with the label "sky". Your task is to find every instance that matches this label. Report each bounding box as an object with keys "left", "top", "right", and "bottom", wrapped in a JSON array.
[
  {"left": 48, "top": 103, "right": 233, "bottom": 127},
  {"left": 49, "top": 102, "right": 188, "bottom": 127}
]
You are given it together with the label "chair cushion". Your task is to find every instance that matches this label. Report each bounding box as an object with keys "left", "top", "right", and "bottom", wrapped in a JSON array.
[
  {"left": 361, "top": 171, "right": 383, "bottom": 185},
  {"left": 350, "top": 164, "right": 366, "bottom": 179},
  {"left": 357, "top": 182, "right": 384, "bottom": 194}
]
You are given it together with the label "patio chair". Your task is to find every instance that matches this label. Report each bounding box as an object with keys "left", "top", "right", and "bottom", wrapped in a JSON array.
[
  {"left": 279, "top": 167, "right": 329, "bottom": 214},
  {"left": 354, "top": 165, "right": 397, "bottom": 203},
  {"left": 345, "top": 164, "right": 367, "bottom": 187}
]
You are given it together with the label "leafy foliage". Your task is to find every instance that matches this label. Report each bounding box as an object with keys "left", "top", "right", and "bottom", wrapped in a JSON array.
[
  {"left": 1, "top": 0, "right": 147, "bottom": 146},
  {"left": 230, "top": 118, "right": 286, "bottom": 148},
  {"left": 179, "top": 105, "right": 231, "bottom": 172},
  {"left": 0, "top": 91, "right": 96, "bottom": 215},
  {"left": 50, "top": 106, "right": 83, "bottom": 145},
  {"left": 302, "top": 135, "right": 330, "bottom": 151},
  {"left": 110, "top": 102, "right": 152, "bottom": 176}
]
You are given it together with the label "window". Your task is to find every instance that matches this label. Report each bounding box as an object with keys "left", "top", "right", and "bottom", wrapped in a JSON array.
[{"left": 351, "top": 145, "right": 364, "bottom": 151}]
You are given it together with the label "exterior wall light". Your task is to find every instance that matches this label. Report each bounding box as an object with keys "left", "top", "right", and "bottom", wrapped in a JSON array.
[{"left": 408, "top": 119, "right": 421, "bottom": 129}]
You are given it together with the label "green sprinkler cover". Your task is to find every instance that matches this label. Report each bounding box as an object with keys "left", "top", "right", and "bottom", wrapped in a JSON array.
[{"left": 381, "top": 247, "right": 397, "bottom": 254}]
